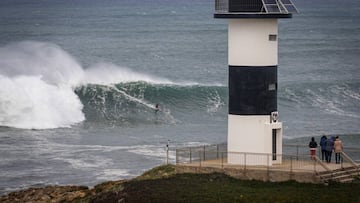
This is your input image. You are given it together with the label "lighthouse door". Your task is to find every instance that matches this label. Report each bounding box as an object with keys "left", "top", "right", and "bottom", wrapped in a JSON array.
[{"left": 272, "top": 129, "right": 277, "bottom": 160}]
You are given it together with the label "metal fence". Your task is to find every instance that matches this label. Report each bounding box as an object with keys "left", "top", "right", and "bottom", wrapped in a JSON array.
[
  {"left": 175, "top": 143, "right": 360, "bottom": 173},
  {"left": 283, "top": 144, "right": 360, "bottom": 162},
  {"left": 175, "top": 143, "right": 227, "bottom": 164}
]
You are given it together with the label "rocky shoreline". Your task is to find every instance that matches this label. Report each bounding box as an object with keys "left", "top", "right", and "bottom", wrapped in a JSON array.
[
  {"left": 0, "top": 180, "right": 130, "bottom": 203},
  {"left": 0, "top": 165, "right": 174, "bottom": 203},
  {"left": 0, "top": 185, "right": 90, "bottom": 203}
]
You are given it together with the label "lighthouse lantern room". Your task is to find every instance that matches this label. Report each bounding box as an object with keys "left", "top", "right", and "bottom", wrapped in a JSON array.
[{"left": 214, "top": 0, "right": 298, "bottom": 165}]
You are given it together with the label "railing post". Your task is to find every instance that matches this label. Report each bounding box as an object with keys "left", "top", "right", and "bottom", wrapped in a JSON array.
[
  {"left": 290, "top": 156, "right": 293, "bottom": 174},
  {"left": 341, "top": 153, "right": 343, "bottom": 169},
  {"left": 189, "top": 147, "right": 192, "bottom": 163},
  {"left": 175, "top": 149, "right": 178, "bottom": 164},
  {"left": 199, "top": 151, "right": 202, "bottom": 168},
  {"left": 244, "top": 153, "right": 247, "bottom": 171},
  {"left": 203, "top": 145, "right": 206, "bottom": 161},
  {"left": 267, "top": 154, "right": 270, "bottom": 181},
  {"left": 221, "top": 152, "right": 224, "bottom": 169},
  {"left": 166, "top": 146, "right": 169, "bottom": 165},
  {"left": 296, "top": 145, "right": 299, "bottom": 160}
]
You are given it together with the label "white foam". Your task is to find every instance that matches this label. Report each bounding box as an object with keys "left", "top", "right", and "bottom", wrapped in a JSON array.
[
  {"left": 283, "top": 87, "right": 305, "bottom": 106},
  {"left": 307, "top": 88, "right": 360, "bottom": 118},
  {"left": 0, "top": 41, "right": 86, "bottom": 129},
  {"left": 58, "top": 156, "right": 111, "bottom": 169},
  {"left": 128, "top": 145, "right": 165, "bottom": 157},
  {"left": 206, "top": 91, "right": 224, "bottom": 113},
  {"left": 96, "top": 169, "right": 133, "bottom": 180},
  {"left": 0, "top": 75, "right": 84, "bottom": 129}
]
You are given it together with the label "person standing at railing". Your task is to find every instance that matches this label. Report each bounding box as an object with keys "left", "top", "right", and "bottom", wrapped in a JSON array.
[
  {"left": 334, "top": 136, "right": 343, "bottom": 164},
  {"left": 325, "top": 136, "right": 335, "bottom": 163},
  {"left": 308, "top": 137, "right": 318, "bottom": 160},
  {"left": 319, "top": 135, "right": 327, "bottom": 161}
]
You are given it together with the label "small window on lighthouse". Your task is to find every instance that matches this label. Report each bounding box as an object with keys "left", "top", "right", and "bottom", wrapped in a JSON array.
[
  {"left": 269, "top": 83, "right": 276, "bottom": 91},
  {"left": 269, "top": 34, "right": 277, "bottom": 41}
]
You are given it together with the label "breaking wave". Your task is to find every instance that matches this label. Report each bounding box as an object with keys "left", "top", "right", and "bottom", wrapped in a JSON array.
[{"left": 0, "top": 41, "right": 226, "bottom": 129}]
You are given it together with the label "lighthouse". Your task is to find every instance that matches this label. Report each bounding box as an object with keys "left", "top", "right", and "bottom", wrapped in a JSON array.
[{"left": 214, "top": 0, "right": 298, "bottom": 165}]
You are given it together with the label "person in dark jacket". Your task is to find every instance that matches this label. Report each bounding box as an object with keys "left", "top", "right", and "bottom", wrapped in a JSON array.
[
  {"left": 155, "top": 104, "right": 160, "bottom": 113},
  {"left": 319, "top": 135, "right": 327, "bottom": 161},
  {"left": 308, "top": 137, "right": 318, "bottom": 160},
  {"left": 325, "top": 136, "right": 335, "bottom": 163}
]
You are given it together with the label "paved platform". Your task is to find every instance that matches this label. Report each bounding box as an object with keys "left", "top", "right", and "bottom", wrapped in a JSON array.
[
  {"left": 179, "top": 158, "right": 353, "bottom": 171},
  {"left": 176, "top": 158, "right": 359, "bottom": 183}
]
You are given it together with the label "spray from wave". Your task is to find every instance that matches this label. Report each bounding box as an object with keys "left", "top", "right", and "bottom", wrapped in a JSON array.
[
  {"left": 0, "top": 41, "right": 178, "bottom": 129},
  {"left": 0, "top": 41, "right": 85, "bottom": 129}
]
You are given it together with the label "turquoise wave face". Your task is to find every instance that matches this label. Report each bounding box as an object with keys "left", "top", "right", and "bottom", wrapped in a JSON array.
[{"left": 74, "top": 82, "right": 228, "bottom": 125}]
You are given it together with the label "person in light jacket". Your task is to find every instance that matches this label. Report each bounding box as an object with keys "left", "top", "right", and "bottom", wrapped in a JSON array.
[{"left": 333, "top": 136, "right": 343, "bottom": 164}]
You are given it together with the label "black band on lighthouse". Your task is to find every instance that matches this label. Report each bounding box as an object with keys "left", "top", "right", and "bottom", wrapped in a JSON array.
[{"left": 229, "top": 66, "right": 277, "bottom": 115}]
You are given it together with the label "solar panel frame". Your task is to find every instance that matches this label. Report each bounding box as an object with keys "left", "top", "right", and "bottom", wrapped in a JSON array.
[
  {"left": 278, "top": 0, "right": 299, "bottom": 13},
  {"left": 283, "top": 4, "right": 298, "bottom": 13},
  {"left": 279, "top": 4, "right": 286, "bottom": 12},
  {"left": 264, "top": 4, "right": 281, "bottom": 13}
]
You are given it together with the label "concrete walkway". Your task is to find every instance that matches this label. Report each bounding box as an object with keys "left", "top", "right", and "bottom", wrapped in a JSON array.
[{"left": 176, "top": 158, "right": 359, "bottom": 183}]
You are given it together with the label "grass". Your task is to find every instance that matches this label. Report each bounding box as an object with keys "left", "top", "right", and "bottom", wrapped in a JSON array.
[{"left": 87, "top": 165, "right": 360, "bottom": 203}]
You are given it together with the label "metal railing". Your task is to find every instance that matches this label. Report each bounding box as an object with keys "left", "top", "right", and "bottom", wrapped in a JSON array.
[
  {"left": 175, "top": 143, "right": 360, "bottom": 174},
  {"left": 176, "top": 143, "right": 227, "bottom": 164}
]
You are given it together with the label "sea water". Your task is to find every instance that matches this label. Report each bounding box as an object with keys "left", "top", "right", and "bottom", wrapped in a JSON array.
[{"left": 0, "top": 0, "right": 359, "bottom": 194}]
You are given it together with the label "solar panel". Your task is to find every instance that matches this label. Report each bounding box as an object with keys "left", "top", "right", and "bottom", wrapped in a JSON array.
[
  {"left": 263, "top": 0, "right": 277, "bottom": 4},
  {"left": 278, "top": 0, "right": 299, "bottom": 13},
  {"left": 262, "top": 0, "right": 282, "bottom": 13},
  {"left": 262, "top": 0, "right": 298, "bottom": 14},
  {"left": 279, "top": 0, "right": 292, "bottom": 4},
  {"left": 265, "top": 4, "right": 281, "bottom": 13}
]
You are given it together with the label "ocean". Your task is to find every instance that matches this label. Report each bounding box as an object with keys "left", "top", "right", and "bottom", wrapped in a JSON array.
[{"left": 0, "top": 0, "right": 359, "bottom": 195}]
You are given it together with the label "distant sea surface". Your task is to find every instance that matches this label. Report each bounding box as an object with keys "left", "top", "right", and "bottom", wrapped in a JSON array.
[{"left": 0, "top": 0, "right": 359, "bottom": 195}]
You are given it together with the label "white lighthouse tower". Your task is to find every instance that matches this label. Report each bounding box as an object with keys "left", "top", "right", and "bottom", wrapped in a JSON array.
[{"left": 214, "top": 0, "right": 298, "bottom": 165}]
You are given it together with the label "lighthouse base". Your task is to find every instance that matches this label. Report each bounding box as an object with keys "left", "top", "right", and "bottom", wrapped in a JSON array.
[{"left": 227, "top": 115, "right": 282, "bottom": 166}]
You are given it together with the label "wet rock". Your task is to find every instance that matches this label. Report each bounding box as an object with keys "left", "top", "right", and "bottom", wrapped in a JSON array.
[{"left": 0, "top": 185, "right": 89, "bottom": 203}]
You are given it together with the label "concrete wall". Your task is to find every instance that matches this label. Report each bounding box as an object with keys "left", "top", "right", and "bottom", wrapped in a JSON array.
[
  {"left": 228, "top": 115, "right": 283, "bottom": 165},
  {"left": 175, "top": 165, "right": 322, "bottom": 184}
]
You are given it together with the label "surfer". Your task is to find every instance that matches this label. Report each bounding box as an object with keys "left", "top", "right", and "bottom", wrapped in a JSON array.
[{"left": 155, "top": 104, "right": 160, "bottom": 113}]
